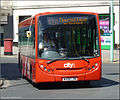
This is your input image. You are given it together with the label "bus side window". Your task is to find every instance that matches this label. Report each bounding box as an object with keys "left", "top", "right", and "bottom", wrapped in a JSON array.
[{"left": 32, "top": 24, "right": 35, "bottom": 58}]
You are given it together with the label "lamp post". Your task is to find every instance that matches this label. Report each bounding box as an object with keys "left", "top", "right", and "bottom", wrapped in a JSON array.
[{"left": 110, "top": 0, "right": 114, "bottom": 62}]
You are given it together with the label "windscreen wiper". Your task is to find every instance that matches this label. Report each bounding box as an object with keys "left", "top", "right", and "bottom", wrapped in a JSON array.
[
  {"left": 47, "top": 55, "right": 67, "bottom": 64},
  {"left": 81, "top": 57, "right": 89, "bottom": 63},
  {"left": 47, "top": 54, "right": 89, "bottom": 64},
  {"left": 78, "top": 54, "right": 89, "bottom": 63}
]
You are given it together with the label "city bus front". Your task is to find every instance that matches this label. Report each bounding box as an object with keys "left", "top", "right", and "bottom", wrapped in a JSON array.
[{"left": 36, "top": 12, "right": 101, "bottom": 83}]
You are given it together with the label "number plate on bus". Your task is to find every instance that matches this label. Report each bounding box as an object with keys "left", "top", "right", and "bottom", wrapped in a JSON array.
[{"left": 62, "top": 77, "right": 77, "bottom": 81}]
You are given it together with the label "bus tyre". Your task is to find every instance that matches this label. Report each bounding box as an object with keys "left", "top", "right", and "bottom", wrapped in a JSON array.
[
  {"left": 19, "top": 61, "right": 22, "bottom": 73},
  {"left": 22, "top": 70, "right": 25, "bottom": 79},
  {"left": 30, "top": 66, "right": 38, "bottom": 87},
  {"left": 20, "top": 61, "right": 25, "bottom": 79},
  {"left": 30, "top": 65, "right": 32, "bottom": 81},
  {"left": 32, "top": 82, "right": 37, "bottom": 87},
  {"left": 18, "top": 53, "right": 20, "bottom": 70},
  {"left": 84, "top": 81, "right": 90, "bottom": 85}
]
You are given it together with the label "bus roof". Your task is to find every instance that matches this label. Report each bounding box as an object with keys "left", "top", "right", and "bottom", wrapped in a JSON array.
[
  {"left": 18, "top": 11, "right": 98, "bottom": 29},
  {"left": 38, "top": 11, "right": 98, "bottom": 16}
]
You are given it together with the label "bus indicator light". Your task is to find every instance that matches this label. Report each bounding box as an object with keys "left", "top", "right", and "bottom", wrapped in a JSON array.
[
  {"left": 48, "top": 69, "right": 50, "bottom": 72},
  {"left": 44, "top": 67, "right": 47, "bottom": 71},
  {"left": 92, "top": 66, "right": 95, "bottom": 69},
  {"left": 88, "top": 68, "right": 91, "bottom": 71}
]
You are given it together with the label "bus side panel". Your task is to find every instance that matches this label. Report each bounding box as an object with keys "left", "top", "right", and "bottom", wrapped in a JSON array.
[
  {"left": 27, "top": 57, "right": 36, "bottom": 82},
  {"left": 21, "top": 55, "right": 27, "bottom": 77},
  {"left": 20, "top": 55, "right": 36, "bottom": 82}
]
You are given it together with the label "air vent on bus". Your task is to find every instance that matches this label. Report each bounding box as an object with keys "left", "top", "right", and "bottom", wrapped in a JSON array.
[{"left": 55, "top": 67, "right": 83, "bottom": 70}]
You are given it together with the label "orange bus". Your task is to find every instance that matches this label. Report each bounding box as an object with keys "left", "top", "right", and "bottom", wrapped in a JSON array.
[{"left": 18, "top": 12, "right": 102, "bottom": 85}]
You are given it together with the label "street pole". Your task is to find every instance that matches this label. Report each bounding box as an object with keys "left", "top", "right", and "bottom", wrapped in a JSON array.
[{"left": 110, "top": 0, "right": 114, "bottom": 62}]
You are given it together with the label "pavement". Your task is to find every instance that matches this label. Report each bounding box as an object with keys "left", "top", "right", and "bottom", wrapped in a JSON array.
[
  {"left": 101, "top": 49, "right": 119, "bottom": 63},
  {"left": 0, "top": 46, "right": 119, "bottom": 87}
]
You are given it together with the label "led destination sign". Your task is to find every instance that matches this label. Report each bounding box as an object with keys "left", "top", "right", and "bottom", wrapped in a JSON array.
[{"left": 47, "top": 17, "right": 88, "bottom": 25}]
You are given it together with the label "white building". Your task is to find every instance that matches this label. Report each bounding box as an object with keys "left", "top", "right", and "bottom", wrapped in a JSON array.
[{"left": 0, "top": 1, "right": 119, "bottom": 49}]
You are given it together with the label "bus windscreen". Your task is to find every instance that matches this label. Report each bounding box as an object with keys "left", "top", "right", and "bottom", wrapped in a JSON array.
[{"left": 38, "top": 14, "right": 100, "bottom": 60}]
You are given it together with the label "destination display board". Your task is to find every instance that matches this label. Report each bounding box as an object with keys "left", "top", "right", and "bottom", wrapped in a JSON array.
[{"left": 47, "top": 17, "right": 89, "bottom": 25}]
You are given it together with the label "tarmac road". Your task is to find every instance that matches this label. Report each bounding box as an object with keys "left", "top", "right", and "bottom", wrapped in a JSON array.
[{"left": 0, "top": 55, "right": 119, "bottom": 99}]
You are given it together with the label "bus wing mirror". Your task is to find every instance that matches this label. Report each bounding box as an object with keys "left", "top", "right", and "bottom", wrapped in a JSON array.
[{"left": 100, "top": 29, "right": 104, "bottom": 35}]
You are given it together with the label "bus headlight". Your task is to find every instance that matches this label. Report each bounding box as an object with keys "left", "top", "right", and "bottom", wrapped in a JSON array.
[
  {"left": 40, "top": 65, "right": 44, "bottom": 68},
  {"left": 95, "top": 63, "right": 98, "bottom": 66}
]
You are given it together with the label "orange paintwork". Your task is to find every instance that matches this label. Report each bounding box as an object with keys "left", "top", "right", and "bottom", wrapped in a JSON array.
[
  {"left": 35, "top": 56, "right": 101, "bottom": 83},
  {"left": 18, "top": 11, "right": 102, "bottom": 83}
]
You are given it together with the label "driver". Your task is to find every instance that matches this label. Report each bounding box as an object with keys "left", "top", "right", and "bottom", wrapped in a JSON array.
[{"left": 38, "top": 33, "right": 55, "bottom": 51}]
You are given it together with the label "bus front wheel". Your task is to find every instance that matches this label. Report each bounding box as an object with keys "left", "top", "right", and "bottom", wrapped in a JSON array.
[
  {"left": 20, "top": 61, "right": 25, "bottom": 79},
  {"left": 30, "top": 65, "right": 32, "bottom": 81}
]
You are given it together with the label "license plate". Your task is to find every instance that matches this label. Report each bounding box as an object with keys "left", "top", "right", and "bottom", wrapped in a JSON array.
[{"left": 62, "top": 77, "right": 77, "bottom": 81}]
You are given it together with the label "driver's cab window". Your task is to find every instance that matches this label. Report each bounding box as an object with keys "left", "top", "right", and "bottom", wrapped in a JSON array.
[{"left": 38, "top": 29, "right": 59, "bottom": 59}]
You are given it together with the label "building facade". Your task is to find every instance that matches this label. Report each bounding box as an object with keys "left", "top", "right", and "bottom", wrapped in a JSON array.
[{"left": 0, "top": 1, "right": 119, "bottom": 49}]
